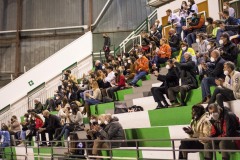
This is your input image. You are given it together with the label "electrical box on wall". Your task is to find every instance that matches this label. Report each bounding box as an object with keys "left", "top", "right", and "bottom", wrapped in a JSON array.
[{"left": 147, "top": 0, "right": 175, "bottom": 8}]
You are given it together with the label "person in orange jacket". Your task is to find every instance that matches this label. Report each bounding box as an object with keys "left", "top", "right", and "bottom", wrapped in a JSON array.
[
  {"left": 128, "top": 52, "right": 149, "bottom": 87},
  {"left": 156, "top": 38, "right": 172, "bottom": 69}
]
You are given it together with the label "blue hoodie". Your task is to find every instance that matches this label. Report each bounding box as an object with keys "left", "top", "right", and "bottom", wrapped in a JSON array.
[{"left": 0, "top": 130, "right": 10, "bottom": 146}]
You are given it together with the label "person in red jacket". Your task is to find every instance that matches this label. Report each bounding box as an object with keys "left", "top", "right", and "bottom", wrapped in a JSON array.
[
  {"left": 30, "top": 112, "right": 43, "bottom": 142},
  {"left": 128, "top": 52, "right": 149, "bottom": 87},
  {"left": 107, "top": 70, "right": 126, "bottom": 101}
]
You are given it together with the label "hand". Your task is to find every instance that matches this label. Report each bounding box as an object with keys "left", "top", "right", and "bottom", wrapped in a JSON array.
[
  {"left": 201, "top": 63, "right": 207, "bottom": 70},
  {"left": 182, "top": 26, "right": 187, "bottom": 30},
  {"left": 172, "top": 58, "right": 176, "bottom": 63},
  {"left": 154, "top": 71, "right": 159, "bottom": 76},
  {"left": 93, "top": 125, "right": 101, "bottom": 132},
  {"left": 215, "top": 79, "right": 223, "bottom": 86},
  {"left": 183, "top": 127, "right": 194, "bottom": 135},
  {"left": 138, "top": 68, "right": 142, "bottom": 72},
  {"left": 38, "top": 128, "right": 45, "bottom": 132},
  {"left": 196, "top": 53, "right": 200, "bottom": 58},
  {"left": 85, "top": 93, "right": 90, "bottom": 97}
]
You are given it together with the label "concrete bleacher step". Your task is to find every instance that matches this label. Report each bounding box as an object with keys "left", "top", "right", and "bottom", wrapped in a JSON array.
[{"left": 124, "top": 92, "right": 144, "bottom": 101}]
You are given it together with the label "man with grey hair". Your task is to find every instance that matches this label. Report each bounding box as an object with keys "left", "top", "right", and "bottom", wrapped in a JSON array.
[
  {"left": 34, "top": 98, "right": 43, "bottom": 114},
  {"left": 208, "top": 61, "right": 240, "bottom": 108},
  {"left": 168, "top": 52, "right": 198, "bottom": 106},
  {"left": 200, "top": 50, "right": 226, "bottom": 104}
]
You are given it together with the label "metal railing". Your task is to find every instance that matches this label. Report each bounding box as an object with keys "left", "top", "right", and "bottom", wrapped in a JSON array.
[
  {"left": 2, "top": 137, "right": 240, "bottom": 160},
  {"left": 0, "top": 55, "right": 93, "bottom": 125}
]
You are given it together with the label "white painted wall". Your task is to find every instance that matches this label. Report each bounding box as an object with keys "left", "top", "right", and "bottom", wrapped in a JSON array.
[
  {"left": 157, "top": 0, "right": 220, "bottom": 24},
  {"left": 0, "top": 32, "right": 93, "bottom": 110}
]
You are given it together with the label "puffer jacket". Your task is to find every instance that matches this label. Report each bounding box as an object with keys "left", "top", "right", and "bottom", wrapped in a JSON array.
[{"left": 99, "top": 117, "right": 125, "bottom": 148}]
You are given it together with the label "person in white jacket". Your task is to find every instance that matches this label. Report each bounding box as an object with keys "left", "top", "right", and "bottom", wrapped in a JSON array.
[{"left": 208, "top": 61, "right": 240, "bottom": 108}]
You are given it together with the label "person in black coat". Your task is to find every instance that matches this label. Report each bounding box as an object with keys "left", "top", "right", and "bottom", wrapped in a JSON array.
[
  {"left": 151, "top": 59, "right": 179, "bottom": 109},
  {"left": 103, "top": 33, "right": 111, "bottom": 62},
  {"left": 200, "top": 50, "right": 226, "bottom": 103},
  {"left": 38, "top": 110, "right": 62, "bottom": 146},
  {"left": 168, "top": 52, "right": 198, "bottom": 106},
  {"left": 219, "top": 33, "right": 239, "bottom": 65},
  {"left": 168, "top": 28, "right": 180, "bottom": 52}
]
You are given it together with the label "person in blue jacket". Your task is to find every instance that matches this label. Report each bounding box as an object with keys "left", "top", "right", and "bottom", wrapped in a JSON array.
[{"left": 0, "top": 124, "right": 10, "bottom": 158}]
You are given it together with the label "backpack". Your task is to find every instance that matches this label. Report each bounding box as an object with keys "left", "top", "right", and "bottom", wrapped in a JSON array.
[{"left": 114, "top": 101, "right": 128, "bottom": 114}]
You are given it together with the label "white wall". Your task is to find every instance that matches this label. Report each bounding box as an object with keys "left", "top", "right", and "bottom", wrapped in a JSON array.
[
  {"left": 157, "top": 0, "right": 220, "bottom": 23},
  {"left": 0, "top": 32, "right": 93, "bottom": 110}
]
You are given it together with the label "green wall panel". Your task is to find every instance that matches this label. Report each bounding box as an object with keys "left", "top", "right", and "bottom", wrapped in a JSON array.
[{"left": 90, "top": 102, "right": 114, "bottom": 115}]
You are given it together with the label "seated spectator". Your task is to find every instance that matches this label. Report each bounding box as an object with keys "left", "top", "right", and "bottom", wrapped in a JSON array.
[
  {"left": 150, "top": 27, "right": 162, "bottom": 41},
  {"left": 187, "top": 0, "right": 198, "bottom": 16},
  {"left": 219, "top": 33, "right": 239, "bottom": 65},
  {"left": 19, "top": 113, "right": 31, "bottom": 146},
  {"left": 200, "top": 50, "right": 225, "bottom": 103},
  {"left": 8, "top": 115, "right": 21, "bottom": 141},
  {"left": 64, "top": 70, "right": 78, "bottom": 84},
  {"left": 168, "top": 28, "right": 180, "bottom": 52},
  {"left": 128, "top": 52, "right": 149, "bottom": 87},
  {"left": 205, "top": 103, "right": 240, "bottom": 160},
  {"left": 103, "top": 66, "right": 116, "bottom": 88},
  {"left": 166, "top": 9, "right": 182, "bottom": 39},
  {"left": 0, "top": 125, "right": 10, "bottom": 158},
  {"left": 216, "top": 11, "right": 239, "bottom": 42},
  {"left": 154, "top": 19, "right": 163, "bottom": 34},
  {"left": 34, "top": 98, "right": 43, "bottom": 114},
  {"left": 157, "top": 38, "right": 172, "bottom": 67},
  {"left": 92, "top": 114, "right": 125, "bottom": 156},
  {"left": 219, "top": 1, "right": 235, "bottom": 18},
  {"left": 148, "top": 41, "right": 160, "bottom": 72},
  {"left": 95, "top": 70, "right": 105, "bottom": 89},
  {"left": 140, "top": 31, "right": 150, "bottom": 53},
  {"left": 107, "top": 70, "right": 126, "bottom": 101},
  {"left": 183, "top": 13, "right": 205, "bottom": 47},
  {"left": 208, "top": 21, "right": 219, "bottom": 39},
  {"left": 38, "top": 110, "right": 62, "bottom": 146},
  {"left": 208, "top": 61, "right": 240, "bottom": 108},
  {"left": 95, "top": 60, "right": 103, "bottom": 71},
  {"left": 169, "top": 53, "right": 198, "bottom": 106},
  {"left": 176, "top": 42, "right": 196, "bottom": 63},
  {"left": 179, "top": 104, "right": 211, "bottom": 159},
  {"left": 125, "top": 57, "right": 136, "bottom": 81},
  {"left": 83, "top": 81, "right": 102, "bottom": 117},
  {"left": 196, "top": 33, "right": 209, "bottom": 63},
  {"left": 205, "top": 17, "right": 214, "bottom": 37},
  {"left": 151, "top": 59, "right": 179, "bottom": 109},
  {"left": 55, "top": 104, "right": 83, "bottom": 146}
]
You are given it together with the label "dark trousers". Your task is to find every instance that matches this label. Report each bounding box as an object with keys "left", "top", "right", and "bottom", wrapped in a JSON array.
[
  {"left": 39, "top": 128, "right": 55, "bottom": 144},
  {"left": 179, "top": 140, "right": 204, "bottom": 159},
  {"left": 151, "top": 87, "right": 167, "bottom": 102},
  {"left": 168, "top": 85, "right": 192, "bottom": 104},
  {"left": 107, "top": 86, "right": 120, "bottom": 101},
  {"left": 208, "top": 87, "right": 236, "bottom": 108}
]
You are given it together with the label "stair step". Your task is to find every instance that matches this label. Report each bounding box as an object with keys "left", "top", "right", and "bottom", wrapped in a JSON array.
[
  {"left": 133, "top": 85, "right": 151, "bottom": 94},
  {"left": 124, "top": 93, "right": 143, "bottom": 101},
  {"left": 125, "top": 99, "right": 133, "bottom": 107}
]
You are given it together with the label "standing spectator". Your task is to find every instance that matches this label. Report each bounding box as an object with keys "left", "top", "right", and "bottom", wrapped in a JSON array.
[
  {"left": 188, "top": 0, "right": 198, "bottom": 16},
  {"left": 0, "top": 125, "right": 10, "bottom": 158},
  {"left": 128, "top": 52, "right": 149, "bottom": 87},
  {"left": 205, "top": 103, "right": 239, "bottom": 160},
  {"left": 208, "top": 61, "right": 240, "bottom": 108},
  {"left": 169, "top": 53, "right": 198, "bottom": 106},
  {"left": 103, "top": 33, "right": 111, "bottom": 62},
  {"left": 38, "top": 110, "right": 62, "bottom": 146},
  {"left": 166, "top": 9, "right": 182, "bottom": 39},
  {"left": 200, "top": 50, "right": 225, "bottom": 103},
  {"left": 154, "top": 19, "right": 163, "bottom": 34},
  {"left": 157, "top": 38, "right": 172, "bottom": 67},
  {"left": 34, "top": 98, "right": 43, "bottom": 114},
  {"left": 168, "top": 28, "right": 180, "bottom": 52},
  {"left": 151, "top": 59, "right": 179, "bottom": 109},
  {"left": 179, "top": 1, "right": 189, "bottom": 39},
  {"left": 219, "top": 1, "right": 235, "bottom": 18},
  {"left": 179, "top": 105, "right": 211, "bottom": 159},
  {"left": 219, "top": 33, "right": 239, "bottom": 65}
]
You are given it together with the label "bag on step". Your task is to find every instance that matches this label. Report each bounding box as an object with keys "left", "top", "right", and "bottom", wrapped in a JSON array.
[
  {"left": 128, "top": 105, "right": 144, "bottom": 112},
  {"left": 114, "top": 101, "right": 128, "bottom": 114}
]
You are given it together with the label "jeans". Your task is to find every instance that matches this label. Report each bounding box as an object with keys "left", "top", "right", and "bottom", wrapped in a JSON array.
[
  {"left": 107, "top": 86, "right": 120, "bottom": 101},
  {"left": 85, "top": 98, "right": 100, "bottom": 105},
  {"left": 20, "top": 131, "right": 26, "bottom": 140},
  {"left": 131, "top": 71, "right": 147, "bottom": 84},
  {"left": 176, "top": 26, "right": 182, "bottom": 40},
  {"left": 56, "top": 124, "right": 72, "bottom": 140},
  {"left": 186, "top": 32, "right": 196, "bottom": 47},
  {"left": 201, "top": 77, "right": 216, "bottom": 100}
]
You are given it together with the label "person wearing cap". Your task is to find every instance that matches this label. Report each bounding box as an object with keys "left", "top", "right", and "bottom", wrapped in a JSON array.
[
  {"left": 219, "top": 33, "right": 239, "bottom": 65},
  {"left": 169, "top": 53, "right": 198, "bottom": 106},
  {"left": 208, "top": 61, "right": 240, "bottom": 108},
  {"left": 204, "top": 103, "right": 240, "bottom": 160},
  {"left": 128, "top": 52, "right": 149, "bottom": 87},
  {"left": 34, "top": 98, "right": 44, "bottom": 114}
]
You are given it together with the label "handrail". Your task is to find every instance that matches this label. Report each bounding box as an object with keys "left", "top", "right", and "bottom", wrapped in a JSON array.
[{"left": 3, "top": 137, "right": 240, "bottom": 160}]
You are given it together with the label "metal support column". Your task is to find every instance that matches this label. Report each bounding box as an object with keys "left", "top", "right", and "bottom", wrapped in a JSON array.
[
  {"left": 15, "top": 0, "right": 22, "bottom": 77},
  {"left": 88, "top": 0, "right": 93, "bottom": 31}
]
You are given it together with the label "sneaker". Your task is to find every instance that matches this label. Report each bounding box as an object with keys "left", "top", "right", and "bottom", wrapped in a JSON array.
[
  {"left": 39, "top": 143, "right": 47, "bottom": 147},
  {"left": 170, "top": 102, "right": 181, "bottom": 107}
]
